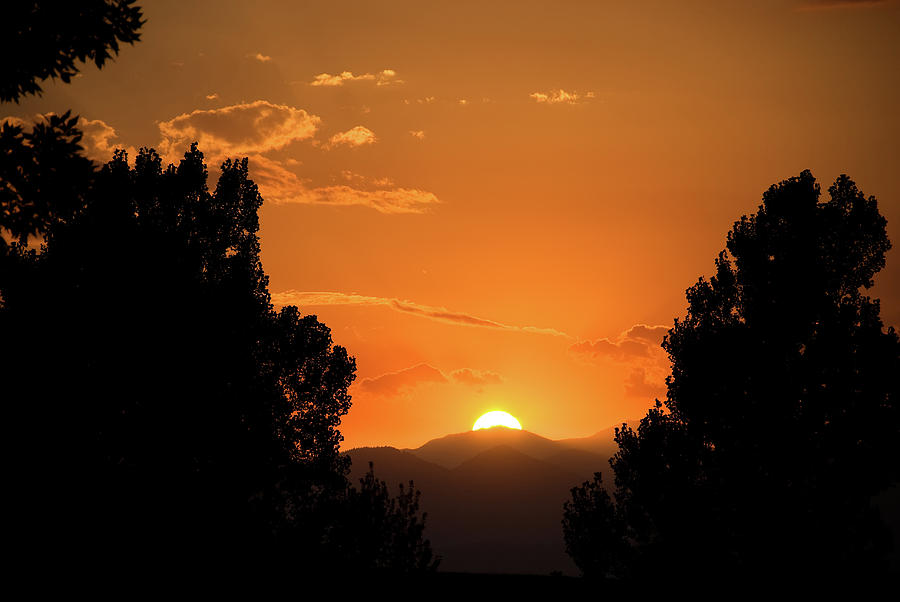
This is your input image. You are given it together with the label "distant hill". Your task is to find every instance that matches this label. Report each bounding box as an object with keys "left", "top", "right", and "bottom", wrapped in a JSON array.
[
  {"left": 556, "top": 425, "right": 623, "bottom": 458},
  {"left": 347, "top": 422, "right": 900, "bottom": 576},
  {"left": 405, "top": 427, "right": 564, "bottom": 468},
  {"left": 345, "top": 425, "right": 626, "bottom": 575}
]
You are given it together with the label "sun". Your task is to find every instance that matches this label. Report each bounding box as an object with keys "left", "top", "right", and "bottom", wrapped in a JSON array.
[{"left": 473, "top": 410, "right": 522, "bottom": 431}]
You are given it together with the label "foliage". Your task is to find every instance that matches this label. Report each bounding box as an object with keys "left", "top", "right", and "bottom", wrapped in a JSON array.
[
  {"left": 562, "top": 472, "right": 628, "bottom": 577},
  {"left": 0, "top": 112, "right": 95, "bottom": 244},
  {"left": 1, "top": 146, "right": 438, "bottom": 570},
  {"left": 0, "top": 0, "right": 144, "bottom": 102},
  {"left": 326, "top": 463, "right": 440, "bottom": 572},
  {"left": 1, "top": 4, "right": 438, "bottom": 570},
  {"left": 563, "top": 171, "right": 900, "bottom": 579}
]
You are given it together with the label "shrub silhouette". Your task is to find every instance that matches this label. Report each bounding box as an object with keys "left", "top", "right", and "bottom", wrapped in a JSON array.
[{"left": 564, "top": 171, "right": 900, "bottom": 579}]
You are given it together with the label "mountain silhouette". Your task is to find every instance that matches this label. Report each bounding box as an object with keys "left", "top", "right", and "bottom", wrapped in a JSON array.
[
  {"left": 406, "top": 427, "right": 564, "bottom": 468},
  {"left": 345, "top": 425, "right": 626, "bottom": 574}
]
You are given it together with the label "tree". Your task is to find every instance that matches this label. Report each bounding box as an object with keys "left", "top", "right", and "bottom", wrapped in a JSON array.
[
  {"left": 1, "top": 112, "right": 96, "bottom": 244},
  {"left": 563, "top": 171, "right": 900, "bottom": 579},
  {"left": 0, "top": 1, "right": 144, "bottom": 103},
  {"left": 325, "top": 463, "right": 440, "bottom": 572},
  {"left": 2, "top": 146, "right": 435, "bottom": 572},
  {"left": 1, "top": 3, "right": 438, "bottom": 572}
]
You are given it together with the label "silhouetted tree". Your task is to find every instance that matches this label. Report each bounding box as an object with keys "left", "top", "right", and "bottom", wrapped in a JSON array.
[
  {"left": 2, "top": 145, "right": 437, "bottom": 572},
  {"left": 325, "top": 463, "right": 439, "bottom": 572},
  {"left": 2, "top": 3, "right": 438, "bottom": 572},
  {"left": 0, "top": 1, "right": 144, "bottom": 102},
  {"left": 0, "top": 112, "right": 95, "bottom": 244},
  {"left": 564, "top": 171, "right": 899, "bottom": 579},
  {"left": 3, "top": 146, "right": 335, "bottom": 559}
]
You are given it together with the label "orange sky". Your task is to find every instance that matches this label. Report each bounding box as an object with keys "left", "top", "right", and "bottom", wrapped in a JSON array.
[{"left": 9, "top": 0, "right": 900, "bottom": 449}]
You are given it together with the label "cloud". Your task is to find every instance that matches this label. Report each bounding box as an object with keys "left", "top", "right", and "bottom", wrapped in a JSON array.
[
  {"left": 83, "top": 101, "right": 430, "bottom": 216},
  {"left": 403, "top": 96, "right": 436, "bottom": 105},
  {"left": 309, "top": 69, "right": 401, "bottom": 87},
  {"left": 328, "top": 126, "right": 377, "bottom": 148},
  {"left": 341, "top": 171, "right": 393, "bottom": 186},
  {"left": 624, "top": 368, "right": 667, "bottom": 399},
  {"left": 157, "top": 100, "right": 320, "bottom": 161},
  {"left": 252, "top": 53, "right": 272, "bottom": 62},
  {"left": 248, "top": 155, "right": 439, "bottom": 214},
  {"left": 271, "top": 290, "right": 571, "bottom": 337},
  {"left": 283, "top": 185, "right": 438, "bottom": 213},
  {"left": 571, "top": 323, "right": 670, "bottom": 400},
  {"left": 570, "top": 323, "right": 668, "bottom": 361},
  {"left": 409, "top": 130, "right": 425, "bottom": 140},
  {"left": 623, "top": 324, "right": 669, "bottom": 344},
  {"left": 458, "top": 99, "right": 469, "bottom": 106},
  {"left": 358, "top": 364, "right": 504, "bottom": 396},
  {"left": 79, "top": 117, "right": 138, "bottom": 162},
  {"left": 205, "top": 93, "right": 219, "bottom": 100},
  {"left": 450, "top": 369, "right": 503, "bottom": 387},
  {"left": 2, "top": 115, "right": 137, "bottom": 164},
  {"left": 797, "top": 0, "right": 889, "bottom": 9},
  {"left": 359, "top": 363, "right": 448, "bottom": 396},
  {"left": 570, "top": 337, "right": 652, "bottom": 360},
  {"left": 529, "top": 89, "right": 595, "bottom": 105}
]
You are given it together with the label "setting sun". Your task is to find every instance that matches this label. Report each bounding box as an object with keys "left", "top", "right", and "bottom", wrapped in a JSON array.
[{"left": 473, "top": 411, "right": 522, "bottom": 431}]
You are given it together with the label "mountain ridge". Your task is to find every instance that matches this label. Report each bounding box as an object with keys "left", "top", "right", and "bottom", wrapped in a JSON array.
[{"left": 344, "top": 424, "right": 627, "bottom": 575}]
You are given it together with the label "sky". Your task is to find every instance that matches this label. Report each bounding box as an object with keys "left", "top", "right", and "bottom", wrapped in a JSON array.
[{"left": 8, "top": 0, "right": 900, "bottom": 449}]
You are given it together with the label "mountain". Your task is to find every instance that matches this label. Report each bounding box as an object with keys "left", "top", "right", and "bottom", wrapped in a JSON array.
[
  {"left": 406, "top": 427, "right": 564, "bottom": 468},
  {"left": 556, "top": 425, "right": 623, "bottom": 457},
  {"left": 345, "top": 425, "right": 624, "bottom": 575},
  {"left": 346, "top": 422, "right": 900, "bottom": 575}
]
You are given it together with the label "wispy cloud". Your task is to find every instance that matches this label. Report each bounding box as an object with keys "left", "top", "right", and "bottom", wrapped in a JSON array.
[
  {"left": 450, "top": 368, "right": 503, "bottom": 387},
  {"left": 205, "top": 93, "right": 219, "bottom": 100},
  {"left": 1, "top": 114, "right": 136, "bottom": 165},
  {"left": 529, "top": 89, "right": 595, "bottom": 105},
  {"left": 359, "top": 363, "right": 504, "bottom": 396},
  {"left": 403, "top": 96, "right": 436, "bottom": 105},
  {"left": 359, "top": 363, "right": 448, "bottom": 396},
  {"left": 797, "top": 0, "right": 890, "bottom": 10},
  {"left": 624, "top": 368, "right": 666, "bottom": 399},
  {"left": 71, "top": 100, "right": 433, "bottom": 216},
  {"left": 271, "top": 291, "right": 570, "bottom": 337},
  {"left": 252, "top": 53, "right": 272, "bottom": 62},
  {"left": 570, "top": 323, "right": 670, "bottom": 400},
  {"left": 328, "top": 125, "right": 377, "bottom": 148},
  {"left": 409, "top": 130, "right": 425, "bottom": 140},
  {"left": 157, "top": 100, "right": 320, "bottom": 160},
  {"left": 622, "top": 324, "right": 669, "bottom": 344},
  {"left": 309, "top": 69, "right": 401, "bottom": 87},
  {"left": 250, "top": 155, "right": 440, "bottom": 214},
  {"left": 569, "top": 323, "right": 668, "bottom": 361},
  {"left": 281, "top": 185, "right": 438, "bottom": 213}
]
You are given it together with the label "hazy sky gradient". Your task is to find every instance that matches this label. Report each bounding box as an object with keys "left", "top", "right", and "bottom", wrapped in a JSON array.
[{"left": 10, "top": 0, "right": 899, "bottom": 448}]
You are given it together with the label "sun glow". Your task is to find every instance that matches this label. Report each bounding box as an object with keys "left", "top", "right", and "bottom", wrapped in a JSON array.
[{"left": 472, "top": 411, "right": 522, "bottom": 431}]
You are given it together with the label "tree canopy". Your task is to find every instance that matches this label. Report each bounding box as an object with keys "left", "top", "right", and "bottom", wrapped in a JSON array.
[
  {"left": 2, "top": 3, "right": 437, "bottom": 572},
  {"left": 0, "top": 1, "right": 144, "bottom": 102},
  {"left": 564, "top": 171, "right": 900, "bottom": 579},
  {"left": 1, "top": 142, "right": 437, "bottom": 572}
]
